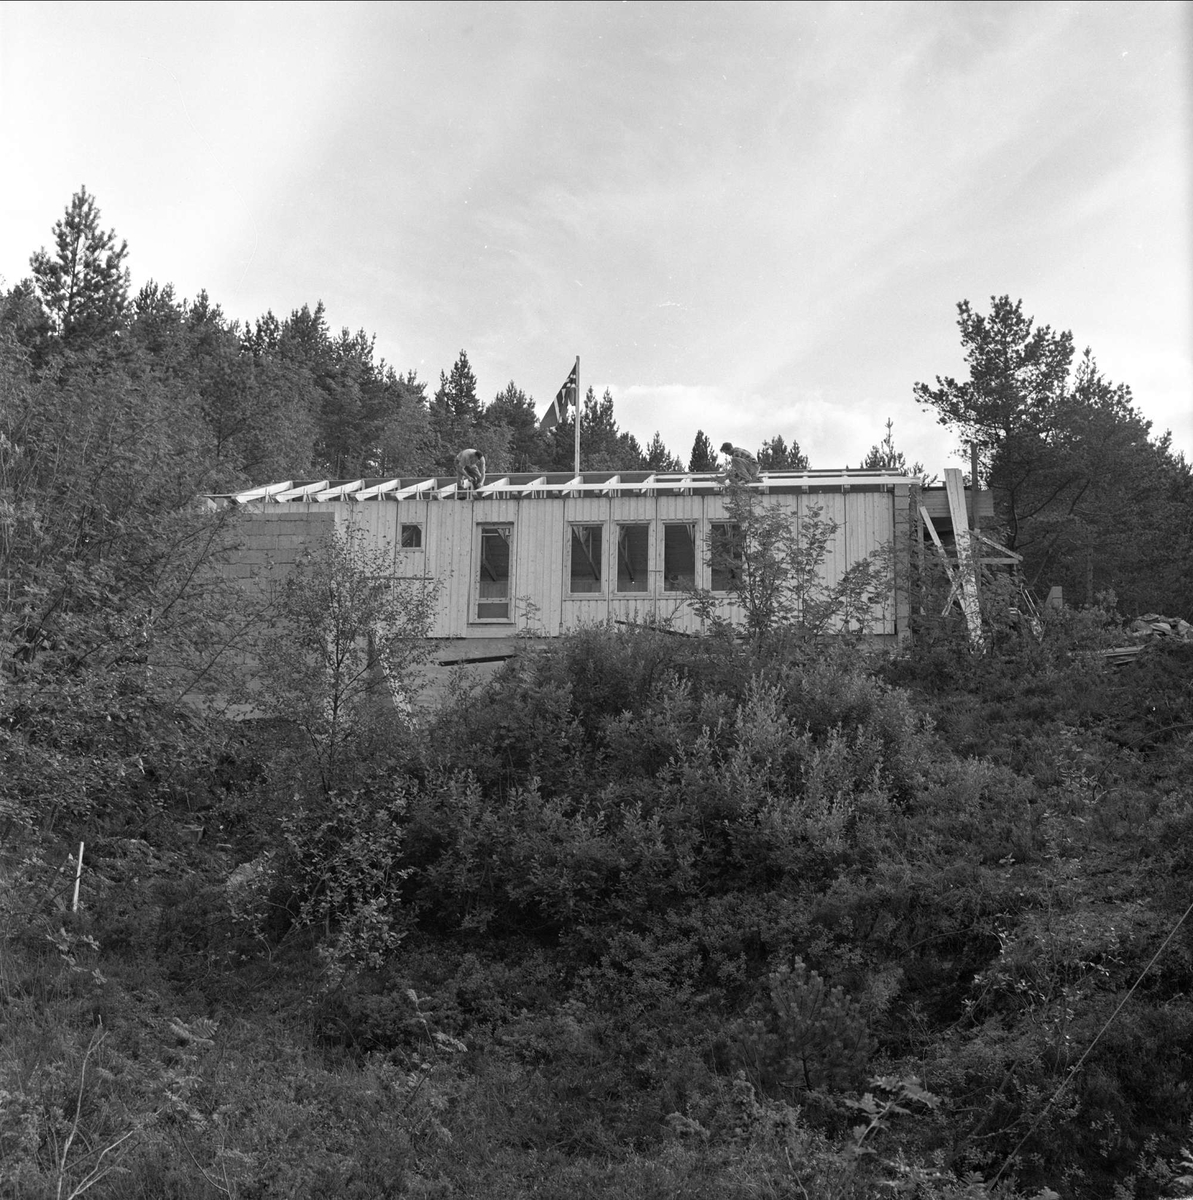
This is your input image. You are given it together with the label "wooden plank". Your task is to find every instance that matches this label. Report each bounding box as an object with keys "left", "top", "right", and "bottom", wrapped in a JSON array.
[
  {"left": 814, "top": 491, "right": 848, "bottom": 615},
  {"left": 943, "top": 468, "right": 983, "bottom": 647},
  {"left": 920, "top": 486, "right": 995, "bottom": 525},
  {"left": 973, "top": 531, "right": 1022, "bottom": 562},
  {"left": 893, "top": 484, "right": 911, "bottom": 644},
  {"left": 440, "top": 499, "right": 464, "bottom": 636},
  {"left": 920, "top": 506, "right": 957, "bottom": 580},
  {"left": 863, "top": 490, "right": 896, "bottom": 634},
  {"left": 521, "top": 497, "right": 560, "bottom": 636}
]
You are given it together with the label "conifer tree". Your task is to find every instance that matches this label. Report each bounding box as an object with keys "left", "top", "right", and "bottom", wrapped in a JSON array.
[
  {"left": 859, "top": 419, "right": 923, "bottom": 477},
  {"left": 689, "top": 429, "right": 718, "bottom": 472},
  {"left": 645, "top": 431, "right": 683, "bottom": 471},
  {"left": 757, "top": 435, "right": 809, "bottom": 471},
  {"left": 487, "top": 381, "right": 544, "bottom": 470},
  {"left": 916, "top": 296, "right": 1193, "bottom": 611},
  {"left": 29, "top": 186, "right": 130, "bottom": 347},
  {"left": 433, "top": 350, "right": 481, "bottom": 423}
]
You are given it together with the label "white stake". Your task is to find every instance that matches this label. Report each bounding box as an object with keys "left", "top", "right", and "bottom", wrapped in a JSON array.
[{"left": 72, "top": 842, "right": 84, "bottom": 912}]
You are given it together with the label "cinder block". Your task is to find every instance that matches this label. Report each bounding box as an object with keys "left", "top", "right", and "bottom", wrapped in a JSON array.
[{"left": 283, "top": 510, "right": 333, "bottom": 523}]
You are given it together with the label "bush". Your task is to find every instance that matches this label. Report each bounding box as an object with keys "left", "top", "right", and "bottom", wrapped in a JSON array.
[
  {"left": 730, "top": 961, "right": 875, "bottom": 1096},
  {"left": 249, "top": 781, "right": 417, "bottom": 975}
]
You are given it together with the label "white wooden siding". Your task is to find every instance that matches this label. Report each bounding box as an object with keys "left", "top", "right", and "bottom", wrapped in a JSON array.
[{"left": 305, "top": 486, "right": 897, "bottom": 639}]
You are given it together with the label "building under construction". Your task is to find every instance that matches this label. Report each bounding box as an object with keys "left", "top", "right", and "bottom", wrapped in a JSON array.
[{"left": 212, "top": 466, "right": 994, "bottom": 664}]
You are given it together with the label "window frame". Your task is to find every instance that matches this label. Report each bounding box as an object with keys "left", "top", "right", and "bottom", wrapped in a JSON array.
[
  {"left": 662, "top": 522, "right": 697, "bottom": 593},
  {"left": 614, "top": 523, "right": 650, "bottom": 594},
  {"left": 473, "top": 522, "right": 514, "bottom": 623},
  {"left": 567, "top": 523, "right": 604, "bottom": 595},
  {"left": 709, "top": 521, "right": 743, "bottom": 593}
]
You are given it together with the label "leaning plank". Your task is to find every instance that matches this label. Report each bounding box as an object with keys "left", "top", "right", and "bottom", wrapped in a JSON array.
[
  {"left": 943, "top": 469, "right": 983, "bottom": 647},
  {"left": 973, "top": 531, "right": 1023, "bottom": 564},
  {"left": 920, "top": 507, "right": 957, "bottom": 581},
  {"left": 920, "top": 507, "right": 964, "bottom": 615}
]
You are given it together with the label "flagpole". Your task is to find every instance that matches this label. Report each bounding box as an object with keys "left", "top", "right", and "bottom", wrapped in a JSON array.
[{"left": 573, "top": 356, "right": 581, "bottom": 475}]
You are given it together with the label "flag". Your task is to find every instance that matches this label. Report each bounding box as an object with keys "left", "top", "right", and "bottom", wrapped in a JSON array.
[{"left": 540, "top": 362, "right": 578, "bottom": 429}]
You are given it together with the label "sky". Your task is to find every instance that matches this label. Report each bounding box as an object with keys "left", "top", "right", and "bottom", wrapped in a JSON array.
[{"left": 1, "top": 1, "right": 1189, "bottom": 475}]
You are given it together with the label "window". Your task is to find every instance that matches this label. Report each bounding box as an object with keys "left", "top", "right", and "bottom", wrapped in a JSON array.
[
  {"left": 710, "top": 522, "right": 743, "bottom": 592},
  {"left": 400, "top": 524, "right": 422, "bottom": 549},
  {"left": 663, "top": 523, "right": 696, "bottom": 592},
  {"left": 476, "top": 525, "right": 512, "bottom": 620},
  {"left": 616, "top": 525, "right": 649, "bottom": 593},
  {"left": 569, "top": 524, "right": 602, "bottom": 594}
]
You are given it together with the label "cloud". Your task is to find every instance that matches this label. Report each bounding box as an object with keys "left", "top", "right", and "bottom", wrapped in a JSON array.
[{"left": 1, "top": 1, "right": 1187, "bottom": 469}]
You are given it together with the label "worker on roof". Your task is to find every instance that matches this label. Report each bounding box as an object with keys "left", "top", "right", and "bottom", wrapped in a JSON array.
[
  {"left": 455, "top": 448, "right": 486, "bottom": 497},
  {"left": 720, "top": 442, "right": 760, "bottom": 483}
]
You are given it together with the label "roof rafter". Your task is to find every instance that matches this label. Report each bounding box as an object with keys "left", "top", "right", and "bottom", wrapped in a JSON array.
[{"left": 224, "top": 468, "right": 915, "bottom": 505}]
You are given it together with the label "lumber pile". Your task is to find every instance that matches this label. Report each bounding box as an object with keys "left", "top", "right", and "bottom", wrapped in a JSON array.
[
  {"left": 1085, "top": 613, "right": 1192, "bottom": 667},
  {"left": 1127, "top": 614, "right": 1193, "bottom": 641},
  {"left": 1093, "top": 644, "right": 1147, "bottom": 666}
]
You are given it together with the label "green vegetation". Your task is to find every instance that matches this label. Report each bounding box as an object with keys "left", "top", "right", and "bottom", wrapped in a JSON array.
[
  {"left": 915, "top": 296, "right": 1193, "bottom": 614},
  {"left": 4, "top": 620, "right": 1193, "bottom": 1198},
  {"left": 4, "top": 190, "right": 1193, "bottom": 1199},
  {"left": 686, "top": 481, "right": 894, "bottom": 645}
]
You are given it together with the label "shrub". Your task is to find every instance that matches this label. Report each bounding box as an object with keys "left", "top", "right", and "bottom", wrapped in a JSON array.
[
  {"left": 729, "top": 961, "right": 875, "bottom": 1096},
  {"left": 267, "top": 782, "right": 416, "bottom": 974}
]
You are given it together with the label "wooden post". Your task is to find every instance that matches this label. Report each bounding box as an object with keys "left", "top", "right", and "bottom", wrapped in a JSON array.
[
  {"left": 893, "top": 482, "right": 911, "bottom": 646},
  {"left": 944, "top": 468, "right": 983, "bottom": 648},
  {"left": 72, "top": 842, "right": 84, "bottom": 912}
]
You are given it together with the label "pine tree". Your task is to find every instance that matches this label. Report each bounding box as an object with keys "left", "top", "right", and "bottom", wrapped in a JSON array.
[
  {"left": 433, "top": 350, "right": 481, "bottom": 423},
  {"left": 757, "top": 435, "right": 810, "bottom": 471},
  {"left": 859, "top": 419, "right": 923, "bottom": 477},
  {"left": 645, "top": 431, "right": 683, "bottom": 471},
  {"left": 689, "top": 430, "right": 718, "bottom": 472},
  {"left": 913, "top": 296, "right": 1073, "bottom": 474},
  {"left": 487, "top": 381, "right": 544, "bottom": 470},
  {"left": 277, "top": 301, "right": 331, "bottom": 372},
  {"left": 29, "top": 187, "right": 130, "bottom": 348},
  {"left": 915, "top": 296, "right": 1193, "bottom": 612},
  {"left": 429, "top": 350, "right": 483, "bottom": 471},
  {"left": 546, "top": 386, "right": 645, "bottom": 471}
]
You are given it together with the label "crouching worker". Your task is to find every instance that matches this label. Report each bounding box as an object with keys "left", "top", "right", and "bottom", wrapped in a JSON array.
[
  {"left": 720, "top": 442, "right": 760, "bottom": 483},
  {"left": 455, "top": 448, "right": 486, "bottom": 497}
]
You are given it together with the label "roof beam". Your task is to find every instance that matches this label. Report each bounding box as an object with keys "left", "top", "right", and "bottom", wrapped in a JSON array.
[
  {"left": 314, "top": 479, "right": 365, "bottom": 501},
  {"left": 232, "top": 480, "right": 295, "bottom": 503},
  {"left": 274, "top": 480, "right": 330, "bottom": 502}
]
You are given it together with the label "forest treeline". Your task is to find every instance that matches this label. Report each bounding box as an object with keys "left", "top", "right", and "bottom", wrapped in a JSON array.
[
  {"left": 5, "top": 190, "right": 1191, "bottom": 620},
  {"left": 1, "top": 188, "right": 815, "bottom": 493}
]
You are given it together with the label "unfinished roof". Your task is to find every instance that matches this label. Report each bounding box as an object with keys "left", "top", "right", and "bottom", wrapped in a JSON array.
[{"left": 216, "top": 468, "right": 916, "bottom": 506}]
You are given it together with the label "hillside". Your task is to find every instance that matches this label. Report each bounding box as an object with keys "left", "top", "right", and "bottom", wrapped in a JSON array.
[{"left": 3, "top": 621, "right": 1193, "bottom": 1199}]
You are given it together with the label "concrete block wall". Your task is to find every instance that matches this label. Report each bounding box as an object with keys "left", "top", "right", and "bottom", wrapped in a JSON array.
[
  {"left": 223, "top": 508, "right": 337, "bottom": 595},
  {"left": 196, "top": 508, "right": 339, "bottom": 716}
]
